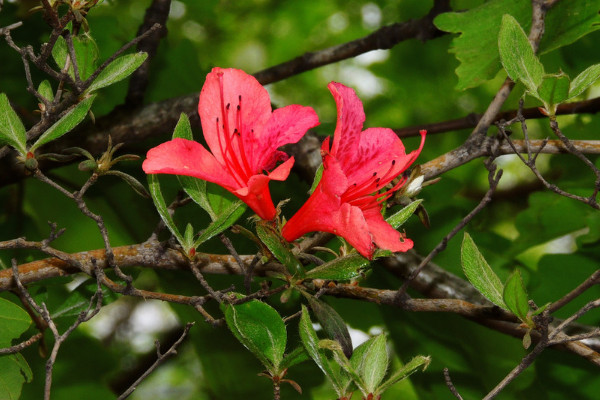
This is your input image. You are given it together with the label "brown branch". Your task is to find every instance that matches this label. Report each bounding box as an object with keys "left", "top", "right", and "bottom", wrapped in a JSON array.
[
  {"left": 394, "top": 96, "right": 600, "bottom": 138},
  {"left": 0, "top": 240, "right": 282, "bottom": 292},
  {"left": 548, "top": 269, "right": 600, "bottom": 313},
  {"left": 3, "top": 237, "right": 600, "bottom": 365},
  {"left": 319, "top": 282, "right": 600, "bottom": 366},
  {"left": 0, "top": 332, "right": 43, "bottom": 355},
  {"left": 125, "top": 0, "right": 171, "bottom": 107},
  {"left": 254, "top": 0, "right": 449, "bottom": 85}
]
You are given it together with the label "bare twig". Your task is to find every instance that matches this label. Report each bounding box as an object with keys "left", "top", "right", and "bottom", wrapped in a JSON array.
[
  {"left": 117, "top": 322, "right": 194, "bottom": 400},
  {"left": 497, "top": 114, "right": 600, "bottom": 209},
  {"left": 0, "top": 332, "right": 43, "bottom": 355},
  {"left": 548, "top": 269, "right": 600, "bottom": 313},
  {"left": 443, "top": 368, "right": 464, "bottom": 400},
  {"left": 549, "top": 299, "right": 600, "bottom": 342},
  {"left": 482, "top": 317, "right": 550, "bottom": 399}
]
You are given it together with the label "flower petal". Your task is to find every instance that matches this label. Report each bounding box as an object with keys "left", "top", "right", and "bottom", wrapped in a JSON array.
[
  {"left": 363, "top": 208, "right": 414, "bottom": 253},
  {"left": 268, "top": 156, "right": 295, "bottom": 182},
  {"left": 142, "top": 138, "right": 237, "bottom": 189},
  {"left": 234, "top": 174, "right": 277, "bottom": 220},
  {"left": 283, "top": 154, "right": 374, "bottom": 258},
  {"left": 344, "top": 128, "right": 408, "bottom": 186},
  {"left": 253, "top": 105, "right": 319, "bottom": 171},
  {"left": 328, "top": 82, "right": 365, "bottom": 168},
  {"left": 199, "top": 68, "right": 271, "bottom": 167}
]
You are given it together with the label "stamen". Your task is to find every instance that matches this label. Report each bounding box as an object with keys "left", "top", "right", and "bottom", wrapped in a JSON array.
[
  {"left": 343, "top": 159, "right": 402, "bottom": 203},
  {"left": 216, "top": 117, "right": 244, "bottom": 186},
  {"left": 217, "top": 74, "right": 249, "bottom": 182},
  {"left": 235, "top": 94, "right": 253, "bottom": 174}
]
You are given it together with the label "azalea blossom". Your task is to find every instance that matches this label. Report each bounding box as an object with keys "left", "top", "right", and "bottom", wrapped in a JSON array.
[
  {"left": 143, "top": 68, "right": 319, "bottom": 220},
  {"left": 282, "top": 82, "right": 425, "bottom": 259}
]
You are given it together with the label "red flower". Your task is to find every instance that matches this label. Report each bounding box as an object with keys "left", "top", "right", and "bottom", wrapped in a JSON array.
[
  {"left": 143, "top": 68, "right": 319, "bottom": 220},
  {"left": 282, "top": 82, "right": 425, "bottom": 259}
]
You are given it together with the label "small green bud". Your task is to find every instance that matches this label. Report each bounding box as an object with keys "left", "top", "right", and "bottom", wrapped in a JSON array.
[
  {"left": 78, "top": 159, "right": 98, "bottom": 171},
  {"left": 24, "top": 157, "right": 39, "bottom": 171}
]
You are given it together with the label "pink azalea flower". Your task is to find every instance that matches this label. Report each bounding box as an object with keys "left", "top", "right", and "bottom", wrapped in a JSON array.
[
  {"left": 282, "top": 82, "right": 425, "bottom": 259},
  {"left": 143, "top": 68, "right": 319, "bottom": 220}
]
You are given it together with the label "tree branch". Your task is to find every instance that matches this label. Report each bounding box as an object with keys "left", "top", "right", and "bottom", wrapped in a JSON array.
[{"left": 125, "top": 0, "right": 171, "bottom": 107}]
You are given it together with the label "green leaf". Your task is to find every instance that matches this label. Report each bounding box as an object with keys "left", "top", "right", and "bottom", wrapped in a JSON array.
[
  {"left": 298, "top": 305, "right": 345, "bottom": 395},
  {"left": 350, "top": 334, "right": 388, "bottom": 394},
  {"left": 279, "top": 346, "right": 310, "bottom": 370},
  {"left": 52, "top": 35, "right": 69, "bottom": 73},
  {"left": 172, "top": 112, "right": 193, "bottom": 140},
  {"left": 531, "top": 302, "right": 550, "bottom": 316},
  {"left": 208, "top": 183, "right": 241, "bottom": 216},
  {"left": 435, "top": 1, "right": 600, "bottom": 90},
  {"left": 53, "top": 34, "right": 99, "bottom": 80},
  {"left": 38, "top": 80, "right": 54, "bottom": 101},
  {"left": 387, "top": 199, "right": 424, "bottom": 229},
  {"left": 0, "top": 297, "right": 32, "bottom": 347},
  {"left": 0, "top": 93, "right": 27, "bottom": 155},
  {"left": 193, "top": 200, "right": 246, "bottom": 247},
  {"left": 0, "top": 354, "right": 32, "bottom": 400},
  {"left": 86, "top": 52, "right": 148, "bottom": 93},
  {"left": 103, "top": 170, "right": 150, "bottom": 198},
  {"left": 376, "top": 355, "right": 431, "bottom": 395},
  {"left": 147, "top": 174, "right": 184, "bottom": 245},
  {"left": 539, "top": 1, "right": 600, "bottom": 54},
  {"left": 537, "top": 73, "right": 570, "bottom": 113},
  {"left": 308, "top": 164, "right": 323, "bottom": 195},
  {"left": 183, "top": 223, "right": 195, "bottom": 251},
  {"left": 503, "top": 269, "right": 530, "bottom": 323},
  {"left": 498, "top": 14, "right": 544, "bottom": 94},
  {"left": 223, "top": 298, "right": 287, "bottom": 372},
  {"left": 305, "top": 253, "right": 369, "bottom": 281},
  {"left": 71, "top": 34, "right": 99, "bottom": 80},
  {"left": 255, "top": 220, "right": 303, "bottom": 277},
  {"left": 434, "top": 2, "right": 530, "bottom": 90},
  {"left": 30, "top": 95, "right": 96, "bottom": 151},
  {"left": 461, "top": 233, "right": 506, "bottom": 308},
  {"left": 306, "top": 295, "right": 353, "bottom": 359},
  {"left": 568, "top": 64, "right": 600, "bottom": 100},
  {"left": 178, "top": 176, "right": 215, "bottom": 219}
]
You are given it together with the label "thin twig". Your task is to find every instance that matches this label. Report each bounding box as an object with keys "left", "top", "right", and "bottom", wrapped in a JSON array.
[
  {"left": 116, "top": 322, "right": 194, "bottom": 400},
  {"left": 0, "top": 332, "right": 43, "bottom": 355},
  {"left": 482, "top": 313, "right": 551, "bottom": 399},
  {"left": 548, "top": 269, "right": 600, "bottom": 313},
  {"left": 396, "top": 162, "right": 502, "bottom": 299},
  {"left": 443, "top": 368, "right": 464, "bottom": 400}
]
